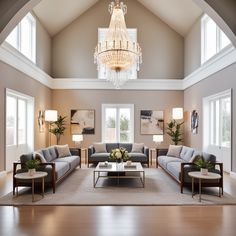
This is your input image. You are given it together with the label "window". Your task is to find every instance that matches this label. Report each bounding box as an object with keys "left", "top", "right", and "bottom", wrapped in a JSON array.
[
  {"left": 201, "top": 14, "right": 231, "bottom": 64},
  {"left": 6, "top": 13, "right": 36, "bottom": 63},
  {"left": 102, "top": 104, "right": 134, "bottom": 143},
  {"left": 98, "top": 28, "right": 137, "bottom": 79}
]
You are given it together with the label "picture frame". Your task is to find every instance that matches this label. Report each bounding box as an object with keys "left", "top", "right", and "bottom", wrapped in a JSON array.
[
  {"left": 191, "top": 110, "right": 199, "bottom": 134},
  {"left": 71, "top": 109, "right": 95, "bottom": 134},
  {"left": 140, "top": 110, "right": 164, "bottom": 135}
]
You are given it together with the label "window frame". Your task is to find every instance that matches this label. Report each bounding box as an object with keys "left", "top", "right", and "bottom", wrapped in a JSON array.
[
  {"left": 102, "top": 104, "right": 134, "bottom": 143},
  {"left": 5, "top": 12, "right": 36, "bottom": 63},
  {"left": 201, "top": 14, "right": 231, "bottom": 64}
]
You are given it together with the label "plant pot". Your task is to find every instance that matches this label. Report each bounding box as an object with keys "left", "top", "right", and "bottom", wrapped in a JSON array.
[
  {"left": 200, "top": 168, "right": 208, "bottom": 175},
  {"left": 28, "top": 168, "right": 36, "bottom": 176}
]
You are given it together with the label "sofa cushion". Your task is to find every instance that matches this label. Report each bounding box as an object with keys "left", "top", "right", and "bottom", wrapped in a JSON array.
[
  {"left": 106, "top": 143, "right": 119, "bottom": 153},
  {"left": 180, "top": 146, "right": 194, "bottom": 162},
  {"left": 167, "top": 145, "right": 182, "bottom": 158},
  {"left": 127, "top": 153, "right": 147, "bottom": 162},
  {"left": 119, "top": 143, "right": 132, "bottom": 153},
  {"left": 56, "top": 145, "right": 71, "bottom": 158},
  {"left": 48, "top": 146, "right": 57, "bottom": 160},
  {"left": 54, "top": 161, "right": 70, "bottom": 180},
  {"left": 158, "top": 155, "right": 183, "bottom": 169},
  {"left": 166, "top": 162, "right": 181, "bottom": 180},
  {"left": 42, "top": 149, "right": 54, "bottom": 162},
  {"left": 90, "top": 153, "right": 110, "bottom": 162},
  {"left": 93, "top": 143, "right": 107, "bottom": 153},
  {"left": 131, "top": 143, "right": 144, "bottom": 153},
  {"left": 34, "top": 152, "right": 47, "bottom": 163},
  {"left": 55, "top": 156, "right": 80, "bottom": 170}
]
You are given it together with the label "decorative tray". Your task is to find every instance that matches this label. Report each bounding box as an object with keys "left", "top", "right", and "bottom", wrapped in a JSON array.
[{"left": 124, "top": 164, "right": 137, "bottom": 169}]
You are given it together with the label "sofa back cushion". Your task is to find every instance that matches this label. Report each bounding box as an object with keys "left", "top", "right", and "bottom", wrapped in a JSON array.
[
  {"left": 167, "top": 145, "right": 182, "bottom": 158},
  {"left": 131, "top": 143, "right": 144, "bottom": 153},
  {"left": 93, "top": 143, "right": 107, "bottom": 153},
  {"left": 20, "top": 153, "right": 33, "bottom": 169},
  {"left": 106, "top": 143, "right": 119, "bottom": 153},
  {"left": 119, "top": 143, "right": 132, "bottom": 153},
  {"left": 180, "top": 146, "right": 195, "bottom": 162},
  {"left": 48, "top": 146, "right": 57, "bottom": 160},
  {"left": 42, "top": 149, "right": 54, "bottom": 162}
]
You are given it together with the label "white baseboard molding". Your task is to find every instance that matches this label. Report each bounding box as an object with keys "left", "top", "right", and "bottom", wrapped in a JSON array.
[
  {"left": 0, "top": 171, "right": 7, "bottom": 178},
  {"left": 230, "top": 171, "right": 236, "bottom": 179}
]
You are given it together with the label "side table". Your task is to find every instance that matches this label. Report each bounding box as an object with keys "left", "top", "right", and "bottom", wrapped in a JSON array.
[
  {"left": 78, "top": 147, "right": 88, "bottom": 166},
  {"left": 188, "top": 171, "right": 222, "bottom": 202},
  {"left": 14, "top": 171, "right": 48, "bottom": 202},
  {"left": 149, "top": 148, "right": 156, "bottom": 166}
]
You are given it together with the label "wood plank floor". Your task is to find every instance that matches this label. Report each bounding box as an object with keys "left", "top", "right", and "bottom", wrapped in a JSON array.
[{"left": 1, "top": 162, "right": 236, "bottom": 236}]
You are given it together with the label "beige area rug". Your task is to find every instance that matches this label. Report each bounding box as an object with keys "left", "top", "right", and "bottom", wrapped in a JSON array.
[{"left": 0, "top": 168, "right": 236, "bottom": 206}]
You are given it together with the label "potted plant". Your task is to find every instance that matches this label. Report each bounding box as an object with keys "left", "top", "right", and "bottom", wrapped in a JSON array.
[
  {"left": 49, "top": 115, "right": 67, "bottom": 144},
  {"left": 25, "top": 159, "right": 40, "bottom": 176},
  {"left": 166, "top": 120, "right": 184, "bottom": 145},
  {"left": 194, "top": 156, "right": 213, "bottom": 175}
]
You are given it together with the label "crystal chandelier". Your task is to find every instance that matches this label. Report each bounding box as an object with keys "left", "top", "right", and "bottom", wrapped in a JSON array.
[{"left": 94, "top": 0, "right": 142, "bottom": 88}]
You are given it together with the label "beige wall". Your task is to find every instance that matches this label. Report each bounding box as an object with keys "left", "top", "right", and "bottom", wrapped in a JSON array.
[
  {"left": 52, "top": 89, "right": 184, "bottom": 149},
  {"left": 184, "top": 17, "right": 202, "bottom": 76},
  {"left": 35, "top": 14, "right": 52, "bottom": 75},
  {"left": 184, "top": 62, "right": 236, "bottom": 171},
  {"left": 52, "top": 0, "right": 184, "bottom": 79},
  {"left": 0, "top": 61, "right": 52, "bottom": 171}
]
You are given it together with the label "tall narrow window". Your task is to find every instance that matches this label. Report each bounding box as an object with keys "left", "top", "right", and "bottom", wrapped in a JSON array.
[
  {"left": 102, "top": 104, "right": 134, "bottom": 143},
  {"left": 98, "top": 28, "right": 137, "bottom": 80},
  {"left": 6, "top": 13, "right": 36, "bottom": 63},
  {"left": 5, "top": 89, "right": 34, "bottom": 171},
  {"left": 201, "top": 14, "right": 231, "bottom": 64}
]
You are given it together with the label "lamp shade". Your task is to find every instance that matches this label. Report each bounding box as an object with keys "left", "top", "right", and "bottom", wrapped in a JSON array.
[
  {"left": 72, "top": 135, "right": 83, "bottom": 142},
  {"left": 153, "top": 135, "right": 164, "bottom": 143},
  {"left": 172, "top": 108, "right": 183, "bottom": 120},
  {"left": 45, "top": 110, "right": 58, "bottom": 122}
]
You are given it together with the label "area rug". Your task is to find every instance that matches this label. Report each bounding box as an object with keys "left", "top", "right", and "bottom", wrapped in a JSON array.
[{"left": 1, "top": 168, "right": 236, "bottom": 206}]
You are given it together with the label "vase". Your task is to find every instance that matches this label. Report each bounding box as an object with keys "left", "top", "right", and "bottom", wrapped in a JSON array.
[
  {"left": 116, "top": 159, "right": 123, "bottom": 170},
  {"left": 200, "top": 168, "right": 208, "bottom": 175},
  {"left": 28, "top": 168, "right": 36, "bottom": 176}
]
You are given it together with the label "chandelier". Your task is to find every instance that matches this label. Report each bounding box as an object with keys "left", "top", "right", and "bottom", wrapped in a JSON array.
[{"left": 94, "top": 0, "right": 142, "bottom": 88}]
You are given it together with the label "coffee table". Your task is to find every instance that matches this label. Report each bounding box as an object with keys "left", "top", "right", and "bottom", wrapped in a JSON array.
[
  {"left": 188, "top": 171, "right": 222, "bottom": 202},
  {"left": 14, "top": 171, "right": 48, "bottom": 202},
  {"left": 93, "top": 162, "right": 145, "bottom": 188}
]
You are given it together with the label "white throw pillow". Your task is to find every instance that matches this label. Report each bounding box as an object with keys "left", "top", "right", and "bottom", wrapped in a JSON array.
[
  {"left": 93, "top": 143, "right": 107, "bottom": 153},
  {"left": 167, "top": 145, "right": 183, "bottom": 158},
  {"left": 131, "top": 143, "right": 144, "bottom": 153},
  {"left": 33, "top": 151, "right": 47, "bottom": 163},
  {"left": 56, "top": 145, "right": 71, "bottom": 158}
]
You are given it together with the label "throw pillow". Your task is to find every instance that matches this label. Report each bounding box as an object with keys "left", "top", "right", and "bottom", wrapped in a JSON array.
[
  {"left": 93, "top": 143, "right": 107, "bottom": 153},
  {"left": 131, "top": 143, "right": 144, "bottom": 153},
  {"left": 56, "top": 145, "right": 71, "bottom": 158},
  {"left": 34, "top": 152, "right": 47, "bottom": 163},
  {"left": 167, "top": 145, "right": 183, "bottom": 158}
]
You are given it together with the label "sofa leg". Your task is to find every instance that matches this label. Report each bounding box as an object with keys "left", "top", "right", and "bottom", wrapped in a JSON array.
[
  {"left": 52, "top": 183, "right": 56, "bottom": 193},
  {"left": 180, "top": 184, "right": 183, "bottom": 194}
]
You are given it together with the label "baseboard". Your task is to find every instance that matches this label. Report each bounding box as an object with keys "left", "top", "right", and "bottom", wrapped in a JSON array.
[
  {"left": 0, "top": 171, "right": 7, "bottom": 178},
  {"left": 230, "top": 171, "right": 236, "bottom": 179}
]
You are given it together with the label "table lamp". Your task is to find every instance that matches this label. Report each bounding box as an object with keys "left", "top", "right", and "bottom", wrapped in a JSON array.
[
  {"left": 153, "top": 135, "right": 163, "bottom": 147},
  {"left": 172, "top": 108, "right": 183, "bottom": 120},
  {"left": 72, "top": 134, "right": 83, "bottom": 148}
]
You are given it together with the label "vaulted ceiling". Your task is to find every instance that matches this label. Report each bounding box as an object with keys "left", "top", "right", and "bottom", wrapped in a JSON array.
[{"left": 33, "top": 0, "right": 203, "bottom": 37}]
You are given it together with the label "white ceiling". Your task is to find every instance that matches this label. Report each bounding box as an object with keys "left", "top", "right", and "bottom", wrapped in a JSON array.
[{"left": 33, "top": 0, "right": 202, "bottom": 37}]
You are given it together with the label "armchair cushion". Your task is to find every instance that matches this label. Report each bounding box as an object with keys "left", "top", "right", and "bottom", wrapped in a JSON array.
[{"left": 131, "top": 143, "right": 144, "bottom": 153}]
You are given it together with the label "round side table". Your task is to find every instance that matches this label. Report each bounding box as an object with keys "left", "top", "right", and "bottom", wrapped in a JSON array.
[
  {"left": 188, "top": 171, "right": 222, "bottom": 202},
  {"left": 14, "top": 171, "right": 48, "bottom": 202}
]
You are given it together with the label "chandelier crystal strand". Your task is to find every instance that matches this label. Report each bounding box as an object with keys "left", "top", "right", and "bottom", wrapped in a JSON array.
[{"left": 94, "top": 0, "right": 142, "bottom": 89}]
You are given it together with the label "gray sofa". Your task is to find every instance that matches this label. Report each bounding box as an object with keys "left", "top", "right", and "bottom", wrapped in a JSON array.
[
  {"left": 156, "top": 146, "right": 223, "bottom": 193},
  {"left": 13, "top": 146, "right": 81, "bottom": 194},
  {"left": 88, "top": 143, "right": 149, "bottom": 167}
]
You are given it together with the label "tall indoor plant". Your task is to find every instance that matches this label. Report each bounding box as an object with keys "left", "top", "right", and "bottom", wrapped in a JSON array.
[
  {"left": 49, "top": 115, "right": 67, "bottom": 144},
  {"left": 166, "top": 120, "right": 184, "bottom": 145}
]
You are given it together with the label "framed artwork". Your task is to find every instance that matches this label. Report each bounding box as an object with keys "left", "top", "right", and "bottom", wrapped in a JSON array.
[
  {"left": 71, "top": 109, "right": 95, "bottom": 134},
  {"left": 38, "top": 110, "right": 44, "bottom": 133},
  {"left": 140, "top": 110, "right": 164, "bottom": 135},
  {"left": 191, "top": 110, "right": 199, "bottom": 134}
]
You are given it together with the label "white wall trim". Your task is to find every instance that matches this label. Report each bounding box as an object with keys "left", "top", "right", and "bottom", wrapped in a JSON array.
[
  {"left": 0, "top": 42, "right": 53, "bottom": 88},
  {"left": 0, "top": 41, "right": 235, "bottom": 91},
  {"left": 230, "top": 172, "right": 236, "bottom": 179},
  {"left": 183, "top": 45, "right": 236, "bottom": 89},
  {"left": 52, "top": 78, "right": 183, "bottom": 90}
]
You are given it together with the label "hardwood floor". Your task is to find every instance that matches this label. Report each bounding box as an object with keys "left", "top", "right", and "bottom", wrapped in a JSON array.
[{"left": 1, "top": 163, "right": 236, "bottom": 236}]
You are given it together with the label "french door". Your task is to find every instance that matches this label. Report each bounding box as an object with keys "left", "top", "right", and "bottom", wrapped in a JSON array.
[
  {"left": 5, "top": 89, "right": 34, "bottom": 171},
  {"left": 203, "top": 89, "right": 231, "bottom": 172}
]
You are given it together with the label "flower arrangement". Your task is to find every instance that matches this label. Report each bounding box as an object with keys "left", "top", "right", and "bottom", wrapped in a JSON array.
[{"left": 109, "top": 147, "right": 129, "bottom": 163}]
